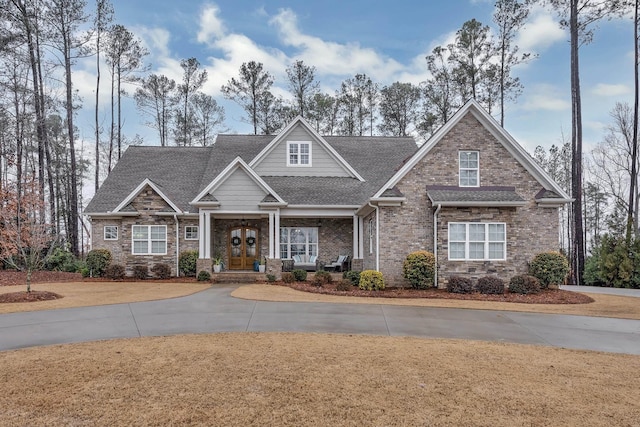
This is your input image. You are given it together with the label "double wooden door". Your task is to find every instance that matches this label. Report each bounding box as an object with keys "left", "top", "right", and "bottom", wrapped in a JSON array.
[{"left": 228, "top": 227, "right": 258, "bottom": 270}]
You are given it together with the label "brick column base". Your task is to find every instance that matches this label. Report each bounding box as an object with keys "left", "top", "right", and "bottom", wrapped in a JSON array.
[
  {"left": 351, "top": 258, "right": 363, "bottom": 272},
  {"left": 196, "top": 258, "right": 212, "bottom": 275},
  {"left": 266, "top": 258, "right": 282, "bottom": 280}
]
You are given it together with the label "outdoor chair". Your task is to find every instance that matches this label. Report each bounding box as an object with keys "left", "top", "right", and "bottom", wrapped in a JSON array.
[{"left": 324, "top": 255, "right": 349, "bottom": 272}]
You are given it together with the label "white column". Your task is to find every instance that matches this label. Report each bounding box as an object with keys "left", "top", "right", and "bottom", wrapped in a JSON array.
[
  {"left": 198, "top": 211, "right": 205, "bottom": 257},
  {"left": 352, "top": 215, "right": 359, "bottom": 258},
  {"left": 204, "top": 211, "right": 211, "bottom": 258},
  {"left": 274, "top": 209, "right": 281, "bottom": 258},
  {"left": 268, "top": 212, "right": 275, "bottom": 258},
  {"left": 358, "top": 217, "right": 364, "bottom": 258}
]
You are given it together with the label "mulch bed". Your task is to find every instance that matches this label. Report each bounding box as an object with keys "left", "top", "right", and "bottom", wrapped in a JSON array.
[
  {"left": 0, "top": 271, "right": 82, "bottom": 287},
  {"left": 279, "top": 282, "right": 595, "bottom": 305},
  {"left": 0, "top": 291, "right": 63, "bottom": 303}
]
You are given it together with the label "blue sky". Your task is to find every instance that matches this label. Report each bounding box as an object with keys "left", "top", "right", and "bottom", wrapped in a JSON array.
[{"left": 74, "top": 0, "right": 634, "bottom": 159}]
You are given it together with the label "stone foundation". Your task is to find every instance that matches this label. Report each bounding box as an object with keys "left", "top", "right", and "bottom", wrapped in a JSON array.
[
  {"left": 266, "top": 257, "right": 282, "bottom": 280},
  {"left": 197, "top": 258, "right": 212, "bottom": 275}
]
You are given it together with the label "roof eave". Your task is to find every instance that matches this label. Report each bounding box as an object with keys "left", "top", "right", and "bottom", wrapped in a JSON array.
[
  {"left": 84, "top": 212, "right": 140, "bottom": 217},
  {"left": 536, "top": 198, "right": 572, "bottom": 207}
]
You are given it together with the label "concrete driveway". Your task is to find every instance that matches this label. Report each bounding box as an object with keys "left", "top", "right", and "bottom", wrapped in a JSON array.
[{"left": 1, "top": 284, "right": 639, "bottom": 355}]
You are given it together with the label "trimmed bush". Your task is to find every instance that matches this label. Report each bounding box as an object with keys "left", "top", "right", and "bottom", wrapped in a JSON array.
[
  {"left": 45, "top": 247, "right": 78, "bottom": 272},
  {"left": 310, "top": 275, "right": 325, "bottom": 287},
  {"left": 266, "top": 274, "right": 276, "bottom": 283},
  {"left": 476, "top": 276, "right": 505, "bottom": 294},
  {"left": 336, "top": 279, "right": 353, "bottom": 291},
  {"left": 402, "top": 251, "right": 436, "bottom": 289},
  {"left": 179, "top": 250, "right": 198, "bottom": 277},
  {"left": 197, "top": 270, "right": 211, "bottom": 282},
  {"left": 151, "top": 263, "right": 172, "bottom": 279},
  {"left": 105, "top": 264, "right": 125, "bottom": 280},
  {"left": 343, "top": 270, "right": 361, "bottom": 286},
  {"left": 529, "top": 251, "right": 569, "bottom": 289},
  {"left": 314, "top": 270, "right": 333, "bottom": 284},
  {"left": 80, "top": 267, "right": 90, "bottom": 278},
  {"left": 282, "top": 272, "right": 295, "bottom": 283},
  {"left": 133, "top": 265, "right": 148, "bottom": 280},
  {"left": 359, "top": 270, "right": 385, "bottom": 291},
  {"left": 509, "top": 275, "right": 541, "bottom": 294},
  {"left": 447, "top": 276, "right": 473, "bottom": 293},
  {"left": 86, "top": 249, "right": 112, "bottom": 277},
  {"left": 292, "top": 269, "right": 307, "bottom": 282}
]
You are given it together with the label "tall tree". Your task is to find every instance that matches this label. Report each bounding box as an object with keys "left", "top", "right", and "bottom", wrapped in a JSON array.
[
  {"left": 221, "top": 61, "right": 274, "bottom": 135},
  {"left": 174, "top": 57, "right": 207, "bottom": 146},
  {"left": 134, "top": 74, "right": 177, "bottom": 146},
  {"left": 422, "top": 46, "right": 459, "bottom": 135},
  {"left": 337, "top": 74, "right": 376, "bottom": 136},
  {"left": 378, "top": 82, "right": 421, "bottom": 137},
  {"left": 630, "top": 0, "right": 639, "bottom": 242},
  {"left": 308, "top": 92, "right": 338, "bottom": 135},
  {"left": 191, "top": 92, "right": 225, "bottom": 146},
  {"left": 448, "top": 19, "right": 493, "bottom": 102},
  {"left": 285, "top": 60, "right": 319, "bottom": 118}
]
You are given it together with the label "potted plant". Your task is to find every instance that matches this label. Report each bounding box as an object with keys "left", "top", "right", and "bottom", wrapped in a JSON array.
[
  {"left": 258, "top": 257, "right": 266, "bottom": 273},
  {"left": 212, "top": 251, "right": 223, "bottom": 273}
]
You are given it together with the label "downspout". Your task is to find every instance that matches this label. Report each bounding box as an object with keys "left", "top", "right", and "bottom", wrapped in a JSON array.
[
  {"left": 174, "top": 214, "right": 179, "bottom": 277},
  {"left": 433, "top": 204, "right": 442, "bottom": 288},
  {"left": 368, "top": 202, "right": 379, "bottom": 271}
]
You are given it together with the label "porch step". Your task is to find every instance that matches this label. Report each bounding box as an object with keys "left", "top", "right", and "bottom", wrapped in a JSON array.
[{"left": 213, "top": 271, "right": 264, "bottom": 283}]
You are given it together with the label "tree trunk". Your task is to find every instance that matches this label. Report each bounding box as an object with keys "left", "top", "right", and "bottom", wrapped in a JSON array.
[
  {"left": 628, "top": 0, "right": 639, "bottom": 244},
  {"left": 95, "top": 28, "right": 101, "bottom": 192},
  {"left": 63, "top": 27, "right": 79, "bottom": 256}
]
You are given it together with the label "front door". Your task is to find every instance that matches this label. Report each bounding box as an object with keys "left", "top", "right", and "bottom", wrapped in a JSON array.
[{"left": 228, "top": 227, "right": 258, "bottom": 270}]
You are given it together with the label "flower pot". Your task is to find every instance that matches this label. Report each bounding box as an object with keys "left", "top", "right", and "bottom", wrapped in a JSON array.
[
  {"left": 213, "top": 264, "right": 221, "bottom": 273},
  {"left": 258, "top": 265, "right": 266, "bottom": 273}
]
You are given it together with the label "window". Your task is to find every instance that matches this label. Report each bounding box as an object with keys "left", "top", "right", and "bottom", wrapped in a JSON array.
[
  {"left": 368, "top": 218, "right": 374, "bottom": 255},
  {"left": 280, "top": 227, "right": 318, "bottom": 259},
  {"left": 287, "top": 141, "right": 311, "bottom": 166},
  {"left": 459, "top": 151, "right": 479, "bottom": 187},
  {"left": 132, "top": 225, "right": 167, "bottom": 255},
  {"left": 104, "top": 226, "right": 118, "bottom": 240},
  {"left": 448, "top": 223, "right": 505, "bottom": 261},
  {"left": 185, "top": 226, "right": 199, "bottom": 240}
]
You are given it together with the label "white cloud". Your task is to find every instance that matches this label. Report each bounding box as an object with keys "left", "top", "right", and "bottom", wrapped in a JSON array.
[
  {"left": 197, "top": 4, "right": 226, "bottom": 44},
  {"left": 522, "top": 84, "right": 570, "bottom": 111},
  {"left": 592, "top": 83, "right": 631, "bottom": 97},
  {"left": 517, "top": 6, "right": 565, "bottom": 53}
]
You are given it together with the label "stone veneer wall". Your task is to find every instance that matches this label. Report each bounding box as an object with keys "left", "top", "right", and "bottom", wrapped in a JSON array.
[
  {"left": 378, "top": 112, "right": 561, "bottom": 287},
  {"left": 90, "top": 186, "right": 199, "bottom": 277}
]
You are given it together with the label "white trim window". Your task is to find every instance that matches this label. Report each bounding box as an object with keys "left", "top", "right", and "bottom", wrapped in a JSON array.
[
  {"left": 287, "top": 141, "right": 312, "bottom": 166},
  {"left": 448, "top": 222, "right": 506, "bottom": 261},
  {"left": 132, "top": 225, "right": 167, "bottom": 255},
  {"left": 459, "top": 151, "right": 479, "bottom": 187},
  {"left": 184, "top": 225, "right": 199, "bottom": 240},
  {"left": 104, "top": 225, "right": 118, "bottom": 240},
  {"left": 280, "top": 227, "right": 318, "bottom": 258}
]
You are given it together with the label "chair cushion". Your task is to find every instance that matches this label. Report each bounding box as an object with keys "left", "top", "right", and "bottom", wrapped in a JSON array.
[
  {"left": 293, "top": 255, "right": 301, "bottom": 263},
  {"left": 310, "top": 255, "right": 317, "bottom": 263}
]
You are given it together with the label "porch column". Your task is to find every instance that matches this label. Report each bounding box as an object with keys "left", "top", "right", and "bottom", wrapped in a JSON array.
[
  {"left": 352, "top": 215, "right": 359, "bottom": 258},
  {"left": 274, "top": 209, "right": 281, "bottom": 258},
  {"left": 204, "top": 211, "right": 211, "bottom": 258},
  {"left": 268, "top": 212, "right": 275, "bottom": 258},
  {"left": 358, "top": 217, "right": 364, "bottom": 257},
  {"left": 198, "top": 211, "right": 206, "bottom": 257}
]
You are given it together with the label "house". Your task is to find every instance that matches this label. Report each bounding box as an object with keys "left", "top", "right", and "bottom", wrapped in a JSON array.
[{"left": 84, "top": 100, "right": 571, "bottom": 287}]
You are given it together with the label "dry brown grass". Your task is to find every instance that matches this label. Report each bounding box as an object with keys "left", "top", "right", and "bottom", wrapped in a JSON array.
[
  {"left": 232, "top": 284, "right": 640, "bottom": 320},
  {"left": 0, "top": 282, "right": 210, "bottom": 314},
  {"left": 0, "top": 333, "right": 638, "bottom": 426}
]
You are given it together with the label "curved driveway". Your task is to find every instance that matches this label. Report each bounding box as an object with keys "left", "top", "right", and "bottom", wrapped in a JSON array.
[{"left": 1, "top": 284, "right": 639, "bottom": 355}]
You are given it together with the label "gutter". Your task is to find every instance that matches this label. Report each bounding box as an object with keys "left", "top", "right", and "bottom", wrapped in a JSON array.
[
  {"left": 368, "top": 202, "right": 379, "bottom": 271},
  {"left": 174, "top": 214, "right": 179, "bottom": 277},
  {"left": 433, "top": 204, "right": 442, "bottom": 288}
]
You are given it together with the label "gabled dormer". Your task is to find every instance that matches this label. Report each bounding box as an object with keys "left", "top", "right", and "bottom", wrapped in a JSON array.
[{"left": 249, "top": 116, "right": 364, "bottom": 181}]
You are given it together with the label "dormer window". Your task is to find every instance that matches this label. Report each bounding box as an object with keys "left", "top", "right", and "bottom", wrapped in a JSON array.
[
  {"left": 287, "top": 141, "right": 311, "bottom": 167},
  {"left": 459, "top": 151, "right": 479, "bottom": 187}
]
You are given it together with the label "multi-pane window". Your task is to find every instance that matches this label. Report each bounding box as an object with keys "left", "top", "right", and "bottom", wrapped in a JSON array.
[
  {"left": 132, "top": 225, "right": 167, "bottom": 255},
  {"left": 448, "top": 223, "right": 506, "bottom": 261},
  {"left": 459, "top": 151, "right": 479, "bottom": 187},
  {"left": 184, "top": 226, "right": 199, "bottom": 240},
  {"left": 280, "top": 227, "right": 318, "bottom": 258},
  {"left": 104, "top": 226, "right": 118, "bottom": 240},
  {"left": 287, "top": 141, "right": 311, "bottom": 166}
]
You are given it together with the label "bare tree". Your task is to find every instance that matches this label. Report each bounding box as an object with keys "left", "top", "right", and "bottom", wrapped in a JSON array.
[
  {"left": 286, "top": 60, "right": 319, "bottom": 118},
  {"left": 378, "top": 82, "right": 422, "bottom": 137},
  {"left": 191, "top": 92, "right": 225, "bottom": 146},
  {"left": 174, "top": 57, "right": 207, "bottom": 146},
  {"left": 134, "top": 74, "right": 177, "bottom": 146}
]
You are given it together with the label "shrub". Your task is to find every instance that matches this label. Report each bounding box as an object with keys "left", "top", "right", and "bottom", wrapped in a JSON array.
[
  {"left": 132, "top": 265, "right": 148, "bottom": 280},
  {"left": 402, "top": 251, "right": 436, "bottom": 289},
  {"left": 343, "top": 270, "right": 361, "bottom": 286},
  {"left": 80, "top": 267, "right": 90, "bottom": 278},
  {"left": 476, "top": 276, "right": 505, "bottom": 294},
  {"left": 292, "top": 269, "right": 307, "bottom": 281},
  {"left": 86, "top": 249, "right": 112, "bottom": 277},
  {"left": 266, "top": 274, "right": 276, "bottom": 283},
  {"left": 105, "top": 264, "right": 125, "bottom": 280},
  {"left": 310, "top": 276, "right": 325, "bottom": 287},
  {"left": 359, "top": 270, "right": 385, "bottom": 291},
  {"left": 179, "top": 250, "right": 198, "bottom": 277},
  {"left": 447, "top": 276, "right": 473, "bottom": 293},
  {"left": 509, "top": 275, "right": 541, "bottom": 294},
  {"left": 197, "top": 270, "right": 211, "bottom": 282},
  {"left": 336, "top": 279, "right": 353, "bottom": 291},
  {"left": 151, "top": 263, "right": 172, "bottom": 279},
  {"left": 45, "top": 246, "right": 78, "bottom": 272},
  {"left": 281, "top": 272, "right": 295, "bottom": 283},
  {"left": 529, "top": 251, "right": 569, "bottom": 289},
  {"left": 585, "top": 235, "right": 640, "bottom": 288},
  {"left": 314, "top": 270, "right": 333, "bottom": 284}
]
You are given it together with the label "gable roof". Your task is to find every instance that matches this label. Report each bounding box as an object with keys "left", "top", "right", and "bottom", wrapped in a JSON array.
[
  {"left": 249, "top": 116, "right": 365, "bottom": 181},
  {"left": 113, "top": 178, "right": 182, "bottom": 213},
  {"left": 372, "top": 99, "right": 572, "bottom": 202}
]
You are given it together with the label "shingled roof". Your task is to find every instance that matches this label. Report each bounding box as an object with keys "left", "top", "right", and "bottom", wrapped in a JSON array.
[
  {"left": 85, "top": 134, "right": 418, "bottom": 214},
  {"left": 426, "top": 186, "right": 526, "bottom": 206}
]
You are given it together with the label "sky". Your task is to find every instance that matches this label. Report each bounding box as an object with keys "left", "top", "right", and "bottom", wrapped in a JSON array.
[{"left": 72, "top": 0, "right": 635, "bottom": 167}]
